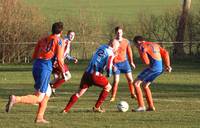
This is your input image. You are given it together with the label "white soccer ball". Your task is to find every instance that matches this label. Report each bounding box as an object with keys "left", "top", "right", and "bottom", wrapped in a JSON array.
[{"left": 117, "top": 101, "right": 129, "bottom": 112}]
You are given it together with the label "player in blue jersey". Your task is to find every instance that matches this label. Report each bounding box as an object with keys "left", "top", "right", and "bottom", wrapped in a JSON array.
[{"left": 61, "top": 39, "right": 119, "bottom": 113}]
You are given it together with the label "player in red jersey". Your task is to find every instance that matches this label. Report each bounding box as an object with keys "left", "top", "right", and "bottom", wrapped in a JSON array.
[
  {"left": 110, "top": 26, "right": 136, "bottom": 102},
  {"left": 61, "top": 39, "right": 119, "bottom": 113},
  {"left": 5, "top": 22, "right": 65, "bottom": 123},
  {"left": 133, "top": 36, "right": 172, "bottom": 112},
  {"left": 50, "top": 30, "right": 78, "bottom": 96}
]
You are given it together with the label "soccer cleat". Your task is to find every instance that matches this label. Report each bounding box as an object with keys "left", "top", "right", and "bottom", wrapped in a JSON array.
[
  {"left": 132, "top": 106, "right": 146, "bottom": 112},
  {"left": 93, "top": 107, "right": 105, "bottom": 113},
  {"left": 60, "top": 109, "right": 68, "bottom": 114},
  {"left": 35, "top": 119, "right": 50, "bottom": 124},
  {"left": 131, "top": 94, "right": 137, "bottom": 99},
  {"left": 5, "top": 95, "right": 16, "bottom": 112},
  {"left": 109, "top": 97, "right": 115, "bottom": 102},
  {"left": 146, "top": 107, "right": 156, "bottom": 112}
]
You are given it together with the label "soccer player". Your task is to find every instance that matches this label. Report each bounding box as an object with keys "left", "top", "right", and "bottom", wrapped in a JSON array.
[
  {"left": 5, "top": 22, "right": 65, "bottom": 123},
  {"left": 50, "top": 30, "right": 78, "bottom": 96},
  {"left": 110, "top": 26, "right": 136, "bottom": 102},
  {"left": 61, "top": 39, "right": 120, "bottom": 113},
  {"left": 133, "top": 36, "right": 172, "bottom": 112}
]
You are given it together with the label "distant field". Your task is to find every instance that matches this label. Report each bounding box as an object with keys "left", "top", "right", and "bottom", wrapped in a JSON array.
[
  {"left": 0, "top": 59, "right": 200, "bottom": 128},
  {"left": 24, "top": 0, "right": 200, "bottom": 23}
]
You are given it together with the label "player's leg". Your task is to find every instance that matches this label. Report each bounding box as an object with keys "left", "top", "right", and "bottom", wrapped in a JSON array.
[
  {"left": 51, "top": 64, "right": 70, "bottom": 92},
  {"left": 34, "top": 68, "right": 52, "bottom": 123},
  {"left": 35, "top": 85, "right": 52, "bottom": 123},
  {"left": 110, "top": 74, "right": 120, "bottom": 102},
  {"left": 93, "top": 74, "right": 111, "bottom": 112},
  {"left": 62, "top": 85, "right": 88, "bottom": 113},
  {"left": 5, "top": 67, "right": 50, "bottom": 113},
  {"left": 133, "top": 79, "right": 146, "bottom": 112},
  {"left": 142, "top": 82, "right": 155, "bottom": 111},
  {"left": 50, "top": 73, "right": 59, "bottom": 96},
  {"left": 125, "top": 72, "right": 136, "bottom": 99},
  {"left": 62, "top": 72, "right": 90, "bottom": 113},
  {"left": 5, "top": 93, "right": 43, "bottom": 113},
  {"left": 142, "top": 71, "right": 162, "bottom": 111}
]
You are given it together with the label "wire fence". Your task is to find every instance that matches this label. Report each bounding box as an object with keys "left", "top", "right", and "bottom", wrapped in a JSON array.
[{"left": 0, "top": 41, "right": 200, "bottom": 64}]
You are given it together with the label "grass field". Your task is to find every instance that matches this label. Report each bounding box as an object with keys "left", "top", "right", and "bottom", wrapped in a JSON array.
[
  {"left": 24, "top": 0, "right": 200, "bottom": 23},
  {"left": 0, "top": 58, "right": 200, "bottom": 128}
]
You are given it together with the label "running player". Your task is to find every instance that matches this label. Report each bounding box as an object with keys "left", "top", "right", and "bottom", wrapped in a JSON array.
[
  {"left": 133, "top": 35, "right": 172, "bottom": 112},
  {"left": 50, "top": 30, "right": 78, "bottom": 96},
  {"left": 61, "top": 39, "right": 119, "bottom": 113},
  {"left": 5, "top": 22, "right": 65, "bottom": 123},
  {"left": 110, "top": 26, "right": 136, "bottom": 102}
]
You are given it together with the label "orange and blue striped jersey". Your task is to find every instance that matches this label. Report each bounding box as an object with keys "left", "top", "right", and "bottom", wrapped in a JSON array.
[
  {"left": 138, "top": 41, "right": 170, "bottom": 71},
  {"left": 32, "top": 34, "right": 65, "bottom": 73},
  {"left": 114, "top": 38, "right": 133, "bottom": 64}
]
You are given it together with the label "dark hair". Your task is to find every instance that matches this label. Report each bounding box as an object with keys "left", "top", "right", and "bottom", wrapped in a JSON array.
[
  {"left": 133, "top": 36, "right": 144, "bottom": 44},
  {"left": 52, "top": 21, "right": 63, "bottom": 34},
  {"left": 114, "top": 26, "right": 123, "bottom": 34},
  {"left": 67, "top": 30, "right": 74, "bottom": 35}
]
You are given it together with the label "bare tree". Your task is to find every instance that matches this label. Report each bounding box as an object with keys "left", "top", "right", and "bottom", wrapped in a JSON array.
[{"left": 174, "top": 0, "right": 191, "bottom": 57}]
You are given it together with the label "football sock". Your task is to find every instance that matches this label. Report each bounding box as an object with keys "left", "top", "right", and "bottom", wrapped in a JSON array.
[
  {"left": 52, "top": 79, "right": 65, "bottom": 89},
  {"left": 15, "top": 95, "right": 39, "bottom": 104},
  {"left": 135, "top": 86, "right": 145, "bottom": 107},
  {"left": 95, "top": 90, "right": 109, "bottom": 108},
  {"left": 111, "top": 83, "right": 118, "bottom": 98},
  {"left": 144, "top": 87, "right": 154, "bottom": 108},
  {"left": 128, "top": 82, "right": 135, "bottom": 95},
  {"left": 36, "top": 95, "right": 49, "bottom": 120},
  {"left": 63, "top": 94, "right": 78, "bottom": 112}
]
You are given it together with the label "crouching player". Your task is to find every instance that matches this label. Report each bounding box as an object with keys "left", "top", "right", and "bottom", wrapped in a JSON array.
[
  {"left": 133, "top": 36, "right": 172, "bottom": 112},
  {"left": 50, "top": 30, "right": 78, "bottom": 96},
  {"left": 5, "top": 22, "right": 65, "bottom": 123},
  {"left": 61, "top": 39, "right": 119, "bottom": 113}
]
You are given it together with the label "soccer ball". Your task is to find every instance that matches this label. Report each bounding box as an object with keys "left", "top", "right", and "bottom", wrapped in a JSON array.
[{"left": 117, "top": 101, "right": 129, "bottom": 112}]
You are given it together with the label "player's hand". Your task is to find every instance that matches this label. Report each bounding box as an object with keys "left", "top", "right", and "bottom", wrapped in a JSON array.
[
  {"left": 74, "top": 58, "right": 78, "bottom": 64},
  {"left": 165, "top": 66, "right": 172, "bottom": 73},
  {"left": 131, "top": 63, "right": 136, "bottom": 69}
]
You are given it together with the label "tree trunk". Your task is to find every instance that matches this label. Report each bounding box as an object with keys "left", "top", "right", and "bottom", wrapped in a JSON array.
[{"left": 174, "top": 0, "right": 191, "bottom": 57}]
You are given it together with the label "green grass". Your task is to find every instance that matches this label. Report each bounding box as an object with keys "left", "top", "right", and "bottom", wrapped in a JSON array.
[
  {"left": 0, "top": 59, "right": 200, "bottom": 128},
  {"left": 24, "top": 0, "right": 200, "bottom": 23}
]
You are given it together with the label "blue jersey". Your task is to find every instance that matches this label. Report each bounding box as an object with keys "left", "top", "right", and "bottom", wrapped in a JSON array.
[{"left": 86, "top": 45, "right": 115, "bottom": 77}]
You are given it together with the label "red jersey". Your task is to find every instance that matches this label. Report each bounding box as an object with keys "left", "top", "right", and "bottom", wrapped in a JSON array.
[
  {"left": 114, "top": 38, "right": 133, "bottom": 64},
  {"left": 32, "top": 34, "right": 65, "bottom": 73}
]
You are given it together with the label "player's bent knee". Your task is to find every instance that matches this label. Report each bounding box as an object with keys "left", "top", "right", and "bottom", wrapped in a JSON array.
[{"left": 104, "top": 84, "right": 112, "bottom": 92}]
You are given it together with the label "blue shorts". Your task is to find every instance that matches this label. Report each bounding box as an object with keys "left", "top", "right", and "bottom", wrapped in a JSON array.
[
  {"left": 137, "top": 68, "right": 162, "bottom": 83},
  {"left": 114, "top": 60, "right": 132, "bottom": 75},
  {"left": 32, "top": 59, "right": 52, "bottom": 93}
]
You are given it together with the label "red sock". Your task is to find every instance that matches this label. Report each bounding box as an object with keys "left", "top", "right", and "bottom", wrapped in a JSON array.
[
  {"left": 95, "top": 90, "right": 109, "bottom": 108},
  {"left": 63, "top": 94, "right": 78, "bottom": 112},
  {"left": 53, "top": 79, "right": 65, "bottom": 89}
]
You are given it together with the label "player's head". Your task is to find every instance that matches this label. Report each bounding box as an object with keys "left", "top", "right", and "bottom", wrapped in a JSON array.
[
  {"left": 66, "top": 30, "right": 75, "bottom": 41},
  {"left": 52, "top": 21, "right": 64, "bottom": 35},
  {"left": 108, "top": 39, "right": 120, "bottom": 52},
  {"left": 133, "top": 35, "right": 144, "bottom": 47},
  {"left": 114, "top": 26, "right": 123, "bottom": 41}
]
